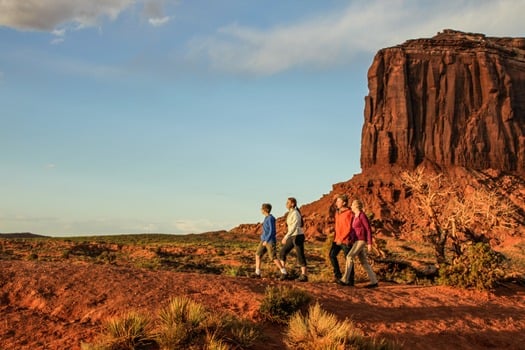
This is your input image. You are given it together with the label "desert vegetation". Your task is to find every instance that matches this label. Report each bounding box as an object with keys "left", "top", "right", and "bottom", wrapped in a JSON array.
[{"left": 1, "top": 204, "right": 524, "bottom": 350}]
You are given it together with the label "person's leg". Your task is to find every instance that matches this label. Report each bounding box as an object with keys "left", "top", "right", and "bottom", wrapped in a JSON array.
[
  {"left": 342, "top": 241, "right": 365, "bottom": 284},
  {"left": 279, "top": 238, "right": 294, "bottom": 278},
  {"left": 357, "top": 246, "right": 378, "bottom": 285},
  {"left": 329, "top": 242, "right": 343, "bottom": 279},
  {"left": 254, "top": 242, "right": 266, "bottom": 277},
  {"left": 279, "top": 238, "right": 294, "bottom": 266},
  {"left": 342, "top": 244, "right": 355, "bottom": 285},
  {"left": 293, "top": 235, "right": 308, "bottom": 281},
  {"left": 266, "top": 242, "right": 284, "bottom": 272}
]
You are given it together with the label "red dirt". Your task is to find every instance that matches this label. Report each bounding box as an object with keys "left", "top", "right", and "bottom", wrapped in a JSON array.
[{"left": 1, "top": 259, "right": 524, "bottom": 350}]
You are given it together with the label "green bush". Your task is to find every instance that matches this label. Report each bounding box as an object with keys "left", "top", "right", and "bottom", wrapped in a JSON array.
[
  {"left": 259, "top": 285, "right": 311, "bottom": 324},
  {"left": 438, "top": 242, "right": 506, "bottom": 291}
]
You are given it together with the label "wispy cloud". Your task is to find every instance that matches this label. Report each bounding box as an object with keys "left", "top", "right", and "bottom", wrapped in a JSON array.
[
  {"left": 143, "top": 0, "right": 172, "bottom": 27},
  {"left": 188, "top": 0, "right": 525, "bottom": 76},
  {"left": 0, "top": 213, "right": 230, "bottom": 236},
  {"left": 5, "top": 49, "right": 124, "bottom": 80},
  {"left": 0, "top": 0, "right": 136, "bottom": 31},
  {"left": 149, "top": 16, "right": 171, "bottom": 27}
]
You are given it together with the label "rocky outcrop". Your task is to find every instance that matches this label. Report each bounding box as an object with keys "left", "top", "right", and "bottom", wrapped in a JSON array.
[{"left": 361, "top": 29, "right": 525, "bottom": 174}]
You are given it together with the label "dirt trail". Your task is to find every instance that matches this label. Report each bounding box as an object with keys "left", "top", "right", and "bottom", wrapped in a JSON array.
[{"left": 1, "top": 260, "right": 524, "bottom": 350}]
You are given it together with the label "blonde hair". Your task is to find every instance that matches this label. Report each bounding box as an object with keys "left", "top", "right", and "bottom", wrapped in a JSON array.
[{"left": 351, "top": 199, "right": 363, "bottom": 211}]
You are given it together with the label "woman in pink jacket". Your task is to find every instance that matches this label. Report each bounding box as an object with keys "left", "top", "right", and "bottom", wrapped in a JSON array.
[{"left": 341, "top": 199, "right": 378, "bottom": 288}]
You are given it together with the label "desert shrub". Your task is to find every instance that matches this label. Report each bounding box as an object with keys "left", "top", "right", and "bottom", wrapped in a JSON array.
[
  {"left": 285, "top": 302, "right": 400, "bottom": 350},
  {"left": 222, "top": 265, "right": 250, "bottom": 277},
  {"left": 205, "top": 334, "right": 230, "bottom": 350},
  {"left": 85, "top": 312, "right": 155, "bottom": 350},
  {"left": 213, "top": 314, "right": 260, "bottom": 348},
  {"left": 26, "top": 252, "right": 39, "bottom": 261},
  {"left": 322, "top": 233, "right": 335, "bottom": 266},
  {"left": 156, "top": 296, "right": 208, "bottom": 348},
  {"left": 438, "top": 242, "right": 506, "bottom": 291},
  {"left": 259, "top": 285, "right": 311, "bottom": 324}
]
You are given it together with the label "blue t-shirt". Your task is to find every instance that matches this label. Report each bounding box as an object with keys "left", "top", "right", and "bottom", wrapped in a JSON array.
[{"left": 261, "top": 214, "right": 277, "bottom": 243}]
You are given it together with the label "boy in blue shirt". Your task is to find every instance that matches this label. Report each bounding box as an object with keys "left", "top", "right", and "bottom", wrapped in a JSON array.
[{"left": 253, "top": 203, "right": 287, "bottom": 278}]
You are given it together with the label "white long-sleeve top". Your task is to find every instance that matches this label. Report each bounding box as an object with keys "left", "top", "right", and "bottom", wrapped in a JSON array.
[{"left": 283, "top": 208, "right": 304, "bottom": 241}]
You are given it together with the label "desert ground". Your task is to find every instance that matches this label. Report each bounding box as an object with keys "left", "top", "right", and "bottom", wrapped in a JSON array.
[{"left": 1, "top": 232, "right": 524, "bottom": 350}]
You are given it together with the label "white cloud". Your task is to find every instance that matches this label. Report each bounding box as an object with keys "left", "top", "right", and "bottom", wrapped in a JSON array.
[
  {"left": 188, "top": 0, "right": 525, "bottom": 76},
  {"left": 149, "top": 16, "right": 170, "bottom": 27},
  {"left": 51, "top": 37, "right": 64, "bottom": 45},
  {"left": 143, "top": 0, "right": 171, "bottom": 27},
  {"left": 0, "top": 0, "right": 135, "bottom": 31}
]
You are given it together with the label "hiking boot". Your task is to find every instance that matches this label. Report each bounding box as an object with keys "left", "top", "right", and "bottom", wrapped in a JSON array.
[
  {"left": 278, "top": 273, "right": 289, "bottom": 281},
  {"left": 296, "top": 274, "right": 308, "bottom": 282},
  {"left": 364, "top": 283, "right": 378, "bottom": 289},
  {"left": 250, "top": 273, "right": 261, "bottom": 279}
]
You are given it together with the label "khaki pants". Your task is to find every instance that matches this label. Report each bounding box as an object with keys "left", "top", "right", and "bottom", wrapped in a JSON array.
[{"left": 342, "top": 240, "right": 377, "bottom": 284}]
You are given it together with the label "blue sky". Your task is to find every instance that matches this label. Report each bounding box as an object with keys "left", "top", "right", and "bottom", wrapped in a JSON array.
[{"left": 1, "top": 0, "right": 524, "bottom": 236}]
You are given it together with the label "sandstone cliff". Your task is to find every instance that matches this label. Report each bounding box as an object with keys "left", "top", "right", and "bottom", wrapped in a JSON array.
[{"left": 362, "top": 29, "right": 525, "bottom": 173}]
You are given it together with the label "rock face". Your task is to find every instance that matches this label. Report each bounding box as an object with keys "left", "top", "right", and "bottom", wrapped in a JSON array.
[{"left": 361, "top": 29, "right": 525, "bottom": 174}]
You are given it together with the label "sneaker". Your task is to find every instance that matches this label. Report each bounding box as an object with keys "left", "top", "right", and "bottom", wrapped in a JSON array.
[
  {"left": 296, "top": 274, "right": 308, "bottom": 282},
  {"left": 250, "top": 273, "right": 261, "bottom": 279},
  {"left": 278, "top": 273, "right": 288, "bottom": 281},
  {"left": 364, "top": 283, "right": 378, "bottom": 289}
]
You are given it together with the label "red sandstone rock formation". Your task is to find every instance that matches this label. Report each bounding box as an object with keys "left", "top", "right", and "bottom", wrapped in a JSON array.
[{"left": 362, "top": 29, "right": 525, "bottom": 174}]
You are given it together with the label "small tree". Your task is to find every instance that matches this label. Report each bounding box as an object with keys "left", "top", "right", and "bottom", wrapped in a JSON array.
[{"left": 401, "top": 168, "right": 515, "bottom": 266}]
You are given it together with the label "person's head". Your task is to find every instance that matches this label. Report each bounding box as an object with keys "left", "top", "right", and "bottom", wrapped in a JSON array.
[
  {"left": 351, "top": 199, "right": 363, "bottom": 213},
  {"left": 261, "top": 203, "right": 272, "bottom": 215},
  {"left": 286, "top": 197, "right": 297, "bottom": 209},
  {"left": 335, "top": 194, "right": 348, "bottom": 209}
]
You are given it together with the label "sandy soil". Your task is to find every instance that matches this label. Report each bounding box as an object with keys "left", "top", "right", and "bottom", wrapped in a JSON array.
[{"left": 1, "top": 259, "right": 524, "bottom": 350}]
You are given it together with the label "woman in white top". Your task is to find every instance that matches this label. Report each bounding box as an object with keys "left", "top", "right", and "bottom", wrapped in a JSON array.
[{"left": 279, "top": 197, "right": 308, "bottom": 282}]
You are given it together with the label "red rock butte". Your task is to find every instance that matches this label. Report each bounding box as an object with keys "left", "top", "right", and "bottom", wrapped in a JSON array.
[{"left": 362, "top": 29, "right": 525, "bottom": 173}]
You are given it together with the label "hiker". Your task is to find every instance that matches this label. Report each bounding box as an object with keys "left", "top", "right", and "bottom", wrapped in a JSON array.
[
  {"left": 252, "top": 203, "right": 286, "bottom": 278},
  {"left": 341, "top": 199, "right": 378, "bottom": 288},
  {"left": 330, "top": 194, "right": 355, "bottom": 286},
  {"left": 279, "top": 197, "right": 308, "bottom": 282}
]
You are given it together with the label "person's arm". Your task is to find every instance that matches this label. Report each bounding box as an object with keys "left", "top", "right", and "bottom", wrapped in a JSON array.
[
  {"left": 261, "top": 217, "right": 271, "bottom": 242},
  {"left": 360, "top": 212, "right": 373, "bottom": 251},
  {"left": 282, "top": 210, "right": 298, "bottom": 241}
]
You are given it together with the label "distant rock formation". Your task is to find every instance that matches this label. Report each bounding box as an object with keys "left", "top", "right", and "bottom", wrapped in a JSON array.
[{"left": 361, "top": 29, "right": 525, "bottom": 174}]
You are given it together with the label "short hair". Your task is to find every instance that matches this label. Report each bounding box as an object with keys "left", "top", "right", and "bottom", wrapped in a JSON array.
[
  {"left": 352, "top": 199, "right": 363, "bottom": 210},
  {"left": 287, "top": 197, "right": 297, "bottom": 207},
  {"left": 337, "top": 194, "right": 348, "bottom": 206},
  {"left": 261, "top": 203, "right": 272, "bottom": 213}
]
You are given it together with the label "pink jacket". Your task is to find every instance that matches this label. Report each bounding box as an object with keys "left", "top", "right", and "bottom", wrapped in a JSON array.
[{"left": 351, "top": 211, "right": 372, "bottom": 244}]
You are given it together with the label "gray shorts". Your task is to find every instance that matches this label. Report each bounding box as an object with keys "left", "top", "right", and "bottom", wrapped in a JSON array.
[{"left": 256, "top": 241, "right": 277, "bottom": 260}]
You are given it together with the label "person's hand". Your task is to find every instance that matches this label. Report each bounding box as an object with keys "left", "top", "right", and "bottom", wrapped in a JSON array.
[
  {"left": 262, "top": 241, "right": 267, "bottom": 246},
  {"left": 281, "top": 238, "right": 287, "bottom": 245},
  {"left": 367, "top": 244, "right": 372, "bottom": 252}
]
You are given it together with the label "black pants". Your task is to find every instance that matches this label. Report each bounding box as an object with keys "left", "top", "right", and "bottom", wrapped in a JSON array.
[
  {"left": 329, "top": 242, "right": 354, "bottom": 282},
  {"left": 279, "top": 234, "right": 307, "bottom": 267}
]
